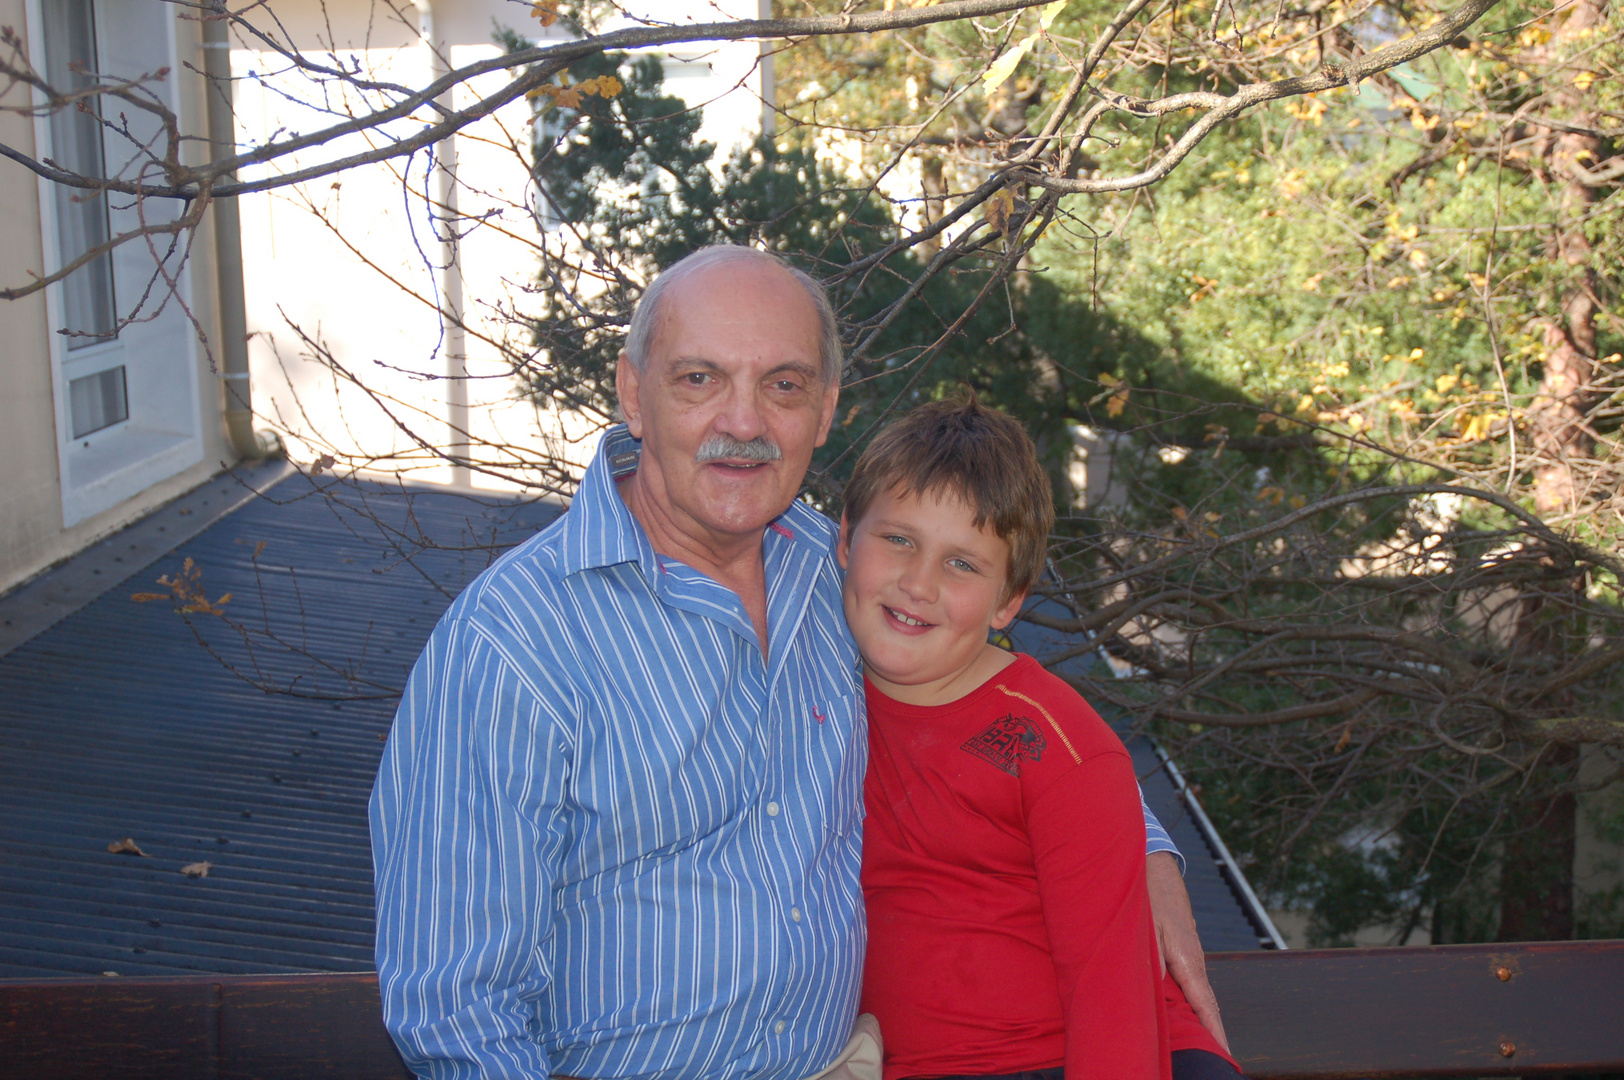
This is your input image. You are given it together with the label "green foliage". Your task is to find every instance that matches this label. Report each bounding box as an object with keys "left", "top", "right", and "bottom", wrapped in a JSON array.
[
  {"left": 506, "top": 36, "right": 1174, "bottom": 500},
  {"left": 505, "top": 0, "right": 1624, "bottom": 946}
]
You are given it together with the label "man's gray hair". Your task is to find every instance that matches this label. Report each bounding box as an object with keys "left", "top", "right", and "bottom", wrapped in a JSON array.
[{"left": 624, "top": 245, "right": 843, "bottom": 385}]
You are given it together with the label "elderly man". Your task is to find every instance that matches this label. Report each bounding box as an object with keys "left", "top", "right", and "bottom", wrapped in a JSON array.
[{"left": 370, "top": 245, "right": 1224, "bottom": 1080}]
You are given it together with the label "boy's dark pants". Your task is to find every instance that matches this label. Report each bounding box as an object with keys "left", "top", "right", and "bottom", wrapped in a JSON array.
[{"left": 926, "top": 1051, "right": 1245, "bottom": 1080}]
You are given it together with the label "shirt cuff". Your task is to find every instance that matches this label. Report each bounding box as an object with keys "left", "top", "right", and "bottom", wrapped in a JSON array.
[{"left": 1146, "top": 831, "right": 1186, "bottom": 875}]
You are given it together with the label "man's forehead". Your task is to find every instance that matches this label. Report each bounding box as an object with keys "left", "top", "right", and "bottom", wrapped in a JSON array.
[{"left": 652, "top": 267, "right": 823, "bottom": 362}]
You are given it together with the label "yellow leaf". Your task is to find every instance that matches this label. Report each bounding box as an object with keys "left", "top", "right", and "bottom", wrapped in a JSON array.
[
  {"left": 1171, "top": 506, "right": 1189, "bottom": 522},
  {"left": 530, "top": 0, "right": 560, "bottom": 26},
  {"left": 1574, "top": 70, "right": 1596, "bottom": 91},
  {"left": 981, "top": 0, "right": 1066, "bottom": 95},
  {"left": 1284, "top": 95, "right": 1329, "bottom": 126},
  {"left": 594, "top": 75, "right": 623, "bottom": 97},
  {"left": 1289, "top": 494, "right": 1307, "bottom": 509},
  {"left": 1409, "top": 348, "right": 1425, "bottom": 360},
  {"left": 1301, "top": 273, "right": 1325, "bottom": 292},
  {"left": 985, "top": 188, "right": 1015, "bottom": 235},
  {"left": 107, "top": 838, "right": 147, "bottom": 856},
  {"left": 982, "top": 36, "right": 1037, "bottom": 94},
  {"left": 1097, "top": 371, "right": 1121, "bottom": 388},
  {"left": 1408, "top": 248, "right": 1430, "bottom": 269},
  {"left": 1038, "top": 0, "right": 1069, "bottom": 29},
  {"left": 1106, "top": 388, "right": 1129, "bottom": 418},
  {"left": 554, "top": 86, "right": 583, "bottom": 109},
  {"left": 181, "top": 861, "right": 213, "bottom": 878}
]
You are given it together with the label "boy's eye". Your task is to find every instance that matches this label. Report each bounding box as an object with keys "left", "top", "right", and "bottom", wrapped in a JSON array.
[
  {"left": 950, "top": 558, "right": 979, "bottom": 573},
  {"left": 882, "top": 534, "right": 910, "bottom": 546}
]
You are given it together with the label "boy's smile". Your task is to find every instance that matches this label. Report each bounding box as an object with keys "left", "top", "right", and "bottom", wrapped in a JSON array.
[{"left": 838, "top": 485, "right": 1027, "bottom": 707}]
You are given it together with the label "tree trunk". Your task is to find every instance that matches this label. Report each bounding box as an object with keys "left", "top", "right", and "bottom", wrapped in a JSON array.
[
  {"left": 1497, "top": 743, "right": 1578, "bottom": 941},
  {"left": 1524, "top": 0, "right": 1607, "bottom": 517},
  {"left": 1495, "top": 0, "right": 1609, "bottom": 943}
]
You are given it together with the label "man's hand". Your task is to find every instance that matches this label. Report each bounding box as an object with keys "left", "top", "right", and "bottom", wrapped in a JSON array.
[{"left": 1146, "top": 850, "right": 1231, "bottom": 1054}]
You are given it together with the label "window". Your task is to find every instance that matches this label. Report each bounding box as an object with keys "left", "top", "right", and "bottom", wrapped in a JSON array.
[
  {"left": 67, "top": 365, "right": 128, "bottom": 438},
  {"left": 30, "top": 0, "right": 205, "bottom": 526},
  {"left": 41, "top": 0, "right": 117, "bottom": 346}
]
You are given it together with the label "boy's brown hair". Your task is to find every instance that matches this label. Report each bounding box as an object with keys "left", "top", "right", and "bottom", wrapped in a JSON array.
[{"left": 843, "top": 393, "right": 1054, "bottom": 603}]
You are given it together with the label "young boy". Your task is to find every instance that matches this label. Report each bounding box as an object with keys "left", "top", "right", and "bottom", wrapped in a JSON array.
[{"left": 837, "top": 396, "right": 1242, "bottom": 1080}]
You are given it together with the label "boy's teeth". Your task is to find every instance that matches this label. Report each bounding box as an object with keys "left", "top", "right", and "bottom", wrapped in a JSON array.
[{"left": 889, "top": 608, "right": 926, "bottom": 627}]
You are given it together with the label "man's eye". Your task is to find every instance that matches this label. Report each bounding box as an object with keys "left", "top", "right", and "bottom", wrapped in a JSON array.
[
  {"left": 684, "top": 372, "right": 710, "bottom": 386},
  {"left": 773, "top": 379, "right": 802, "bottom": 393}
]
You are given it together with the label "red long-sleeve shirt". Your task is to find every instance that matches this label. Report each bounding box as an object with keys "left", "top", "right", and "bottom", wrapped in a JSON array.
[{"left": 860, "top": 654, "right": 1223, "bottom": 1080}]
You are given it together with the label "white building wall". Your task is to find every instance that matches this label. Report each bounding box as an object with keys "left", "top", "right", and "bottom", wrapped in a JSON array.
[
  {"left": 232, "top": 0, "right": 774, "bottom": 491},
  {"left": 0, "top": 0, "right": 234, "bottom": 595}
]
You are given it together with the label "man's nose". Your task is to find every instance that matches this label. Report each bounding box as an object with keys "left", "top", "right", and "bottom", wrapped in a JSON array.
[{"left": 713, "top": 383, "right": 769, "bottom": 442}]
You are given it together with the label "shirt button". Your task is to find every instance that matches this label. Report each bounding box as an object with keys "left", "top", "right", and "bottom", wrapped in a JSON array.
[
  {"left": 790, "top": 907, "right": 803, "bottom": 923},
  {"left": 766, "top": 802, "right": 780, "bottom": 817},
  {"left": 774, "top": 1021, "right": 787, "bottom": 1035}
]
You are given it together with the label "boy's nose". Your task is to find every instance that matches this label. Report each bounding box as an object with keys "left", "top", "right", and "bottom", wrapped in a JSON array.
[{"left": 897, "top": 561, "right": 938, "bottom": 603}]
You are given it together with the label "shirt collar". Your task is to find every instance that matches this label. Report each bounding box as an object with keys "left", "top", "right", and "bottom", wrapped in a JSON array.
[
  {"left": 560, "top": 425, "right": 825, "bottom": 578},
  {"left": 559, "top": 426, "right": 658, "bottom": 578}
]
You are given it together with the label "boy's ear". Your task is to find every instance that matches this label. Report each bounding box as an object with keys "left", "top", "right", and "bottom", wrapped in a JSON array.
[
  {"left": 989, "top": 588, "right": 1027, "bottom": 632},
  {"left": 836, "top": 510, "right": 852, "bottom": 570}
]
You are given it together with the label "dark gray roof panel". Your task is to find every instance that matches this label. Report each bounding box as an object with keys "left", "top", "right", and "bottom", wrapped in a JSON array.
[{"left": 0, "top": 474, "right": 561, "bottom": 977}]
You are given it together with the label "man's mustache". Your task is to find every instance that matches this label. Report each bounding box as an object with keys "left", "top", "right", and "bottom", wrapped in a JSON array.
[{"left": 695, "top": 435, "right": 783, "bottom": 464}]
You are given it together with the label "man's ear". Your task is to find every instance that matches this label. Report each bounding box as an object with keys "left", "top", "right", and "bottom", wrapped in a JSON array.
[
  {"left": 616, "top": 352, "right": 644, "bottom": 438},
  {"left": 989, "top": 588, "right": 1028, "bottom": 632},
  {"left": 836, "top": 509, "right": 852, "bottom": 570},
  {"left": 812, "top": 375, "right": 840, "bottom": 448}
]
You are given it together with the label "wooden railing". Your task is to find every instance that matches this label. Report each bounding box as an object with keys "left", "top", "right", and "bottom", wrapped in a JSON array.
[{"left": 2, "top": 941, "right": 1622, "bottom": 1079}]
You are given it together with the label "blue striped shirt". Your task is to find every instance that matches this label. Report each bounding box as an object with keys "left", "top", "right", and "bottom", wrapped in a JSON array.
[{"left": 370, "top": 426, "right": 1178, "bottom": 1080}]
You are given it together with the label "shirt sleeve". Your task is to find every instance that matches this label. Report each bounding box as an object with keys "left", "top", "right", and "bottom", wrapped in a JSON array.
[
  {"left": 1140, "top": 785, "right": 1184, "bottom": 873},
  {"left": 370, "top": 614, "right": 575, "bottom": 1080},
  {"left": 1027, "top": 753, "right": 1171, "bottom": 1080}
]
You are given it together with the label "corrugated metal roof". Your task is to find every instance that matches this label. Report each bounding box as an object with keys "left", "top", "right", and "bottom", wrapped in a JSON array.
[
  {"left": 0, "top": 473, "right": 1269, "bottom": 980},
  {"left": 0, "top": 473, "right": 561, "bottom": 977}
]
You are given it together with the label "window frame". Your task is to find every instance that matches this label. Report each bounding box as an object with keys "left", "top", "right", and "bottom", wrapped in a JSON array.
[{"left": 25, "top": 0, "right": 207, "bottom": 527}]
